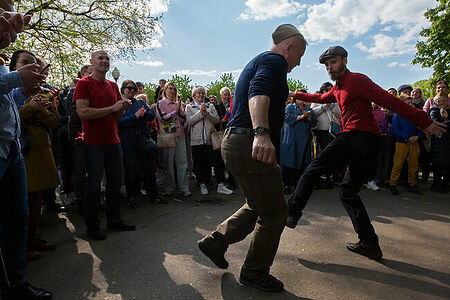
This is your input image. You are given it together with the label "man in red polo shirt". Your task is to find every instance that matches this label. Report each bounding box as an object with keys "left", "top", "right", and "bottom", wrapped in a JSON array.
[
  {"left": 75, "top": 50, "right": 135, "bottom": 240},
  {"left": 286, "top": 46, "right": 446, "bottom": 260}
]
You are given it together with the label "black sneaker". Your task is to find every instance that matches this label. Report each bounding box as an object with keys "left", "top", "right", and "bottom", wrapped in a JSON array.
[
  {"left": 408, "top": 185, "right": 422, "bottom": 194},
  {"left": 239, "top": 274, "right": 284, "bottom": 293},
  {"left": 106, "top": 220, "right": 136, "bottom": 231},
  {"left": 197, "top": 239, "right": 228, "bottom": 269},
  {"left": 390, "top": 185, "right": 400, "bottom": 195},
  {"left": 346, "top": 241, "right": 382, "bottom": 260},
  {"left": 3, "top": 282, "right": 53, "bottom": 300},
  {"left": 285, "top": 216, "right": 298, "bottom": 229},
  {"left": 87, "top": 228, "right": 107, "bottom": 240}
]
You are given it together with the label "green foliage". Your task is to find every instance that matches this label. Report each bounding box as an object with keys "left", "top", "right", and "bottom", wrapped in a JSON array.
[
  {"left": 412, "top": 79, "right": 434, "bottom": 100},
  {"left": 412, "top": 0, "right": 450, "bottom": 85},
  {"left": 206, "top": 73, "right": 236, "bottom": 100},
  {"left": 144, "top": 82, "right": 158, "bottom": 105},
  {"left": 287, "top": 78, "right": 308, "bottom": 92},
  {"left": 169, "top": 74, "right": 193, "bottom": 101},
  {"left": 8, "top": 0, "right": 163, "bottom": 86}
]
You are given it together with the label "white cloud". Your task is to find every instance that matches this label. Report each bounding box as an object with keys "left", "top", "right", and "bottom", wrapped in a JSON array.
[
  {"left": 387, "top": 61, "right": 409, "bottom": 68},
  {"left": 238, "top": 0, "right": 306, "bottom": 21},
  {"left": 299, "top": 0, "right": 435, "bottom": 58},
  {"left": 135, "top": 60, "right": 164, "bottom": 67},
  {"left": 144, "top": 0, "right": 170, "bottom": 16},
  {"left": 357, "top": 33, "right": 415, "bottom": 58},
  {"left": 160, "top": 69, "right": 217, "bottom": 76},
  {"left": 222, "top": 69, "right": 243, "bottom": 74},
  {"left": 306, "top": 62, "right": 322, "bottom": 70}
]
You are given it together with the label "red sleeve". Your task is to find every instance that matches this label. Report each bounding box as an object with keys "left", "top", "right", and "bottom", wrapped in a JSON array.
[
  {"left": 73, "top": 79, "right": 89, "bottom": 102},
  {"left": 295, "top": 89, "right": 336, "bottom": 104},
  {"left": 355, "top": 75, "right": 432, "bottom": 129},
  {"left": 113, "top": 82, "right": 121, "bottom": 102}
]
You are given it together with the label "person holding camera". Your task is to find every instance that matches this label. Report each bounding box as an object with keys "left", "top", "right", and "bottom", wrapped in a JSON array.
[{"left": 186, "top": 86, "right": 233, "bottom": 196}]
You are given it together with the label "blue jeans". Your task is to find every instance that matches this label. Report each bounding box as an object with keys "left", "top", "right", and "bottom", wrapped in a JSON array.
[
  {"left": 0, "top": 141, "right": 28, "bottom": 289},
  {"left": 84, "top": 144, "right": 123, "bottom": 230}
]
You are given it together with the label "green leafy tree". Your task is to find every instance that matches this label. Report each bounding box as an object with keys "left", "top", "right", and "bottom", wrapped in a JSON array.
[
  {"left": 206, "top": 73, "right": 236, "bottom": 100},
  {"left": 412, "top": 0, "right": 450, "bottom": 85},
  {"left": 169, "top": 74, "right": 193, "bottom": 101},
  {"left": 144, "top": 82, "right": 158, "bottom": 105},
  {"left": 287, "top": 78, "right": 308, "bottom": 92},
  {"left": 8, "top": 0, "right": 163, "bottom": 86},
  {"left": 412, "top": 79, "right": 434, "bottom": 100}
]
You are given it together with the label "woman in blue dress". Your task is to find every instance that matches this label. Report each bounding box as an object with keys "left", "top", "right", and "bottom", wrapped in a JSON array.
[{"left": 280, "top": 98, "right": 317, "bottom": 194}]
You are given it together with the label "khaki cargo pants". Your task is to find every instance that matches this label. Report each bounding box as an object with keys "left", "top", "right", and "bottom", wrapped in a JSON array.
[{"left": 202, "top": 128, "right": 287, "bottom": 279}]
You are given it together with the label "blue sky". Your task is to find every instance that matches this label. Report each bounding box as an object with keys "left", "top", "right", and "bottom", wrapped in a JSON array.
[{"left": 111, "top": 0, "right": 436, "bottom": 93}]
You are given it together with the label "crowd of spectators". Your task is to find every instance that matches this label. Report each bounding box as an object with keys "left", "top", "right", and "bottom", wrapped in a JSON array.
[{"left": 0, "top": 6, "right": 448, "bottom": 299}]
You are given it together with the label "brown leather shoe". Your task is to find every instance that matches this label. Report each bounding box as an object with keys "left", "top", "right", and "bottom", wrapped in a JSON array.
[
  {"left": 26, "top": 250, "right": 42, "bottom": 261},
  {"left": 32, "top": 239, "right": 56, "bottom": 251}
]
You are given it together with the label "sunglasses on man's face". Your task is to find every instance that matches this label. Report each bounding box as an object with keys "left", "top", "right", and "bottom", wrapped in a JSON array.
[{"left": 125, "top": 86, "right": 137, "bottom": 91}]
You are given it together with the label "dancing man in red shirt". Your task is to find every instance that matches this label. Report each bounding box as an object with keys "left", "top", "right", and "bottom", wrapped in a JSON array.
[{"left": 286, "top": 46, "right": 446, "bottom": 260}]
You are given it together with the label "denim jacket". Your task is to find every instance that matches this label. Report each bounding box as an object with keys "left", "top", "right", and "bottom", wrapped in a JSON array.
[{"left": 0, "top": 65, "right": 28, "bottom": 159}]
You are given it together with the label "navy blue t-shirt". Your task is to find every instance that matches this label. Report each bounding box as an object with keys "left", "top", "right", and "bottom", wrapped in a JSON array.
[{"left": 227, "top": 51, "right": 288, "bottom": 140}]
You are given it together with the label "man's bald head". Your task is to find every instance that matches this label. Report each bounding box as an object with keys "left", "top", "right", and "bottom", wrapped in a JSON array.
[
  {"left": 91, "top": 50, "right": 108, "bottom": 59},
  {"left": 89, "top": 50, "right": 110, "bottom": 78},
  {"left": 271, "top": 34, "right": 307, "bottom": 73}
]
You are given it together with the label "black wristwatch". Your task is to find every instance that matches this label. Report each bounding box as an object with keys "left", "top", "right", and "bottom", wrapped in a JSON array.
[{"left": 252, "top": 126, "right": 270, "bottom": 136}]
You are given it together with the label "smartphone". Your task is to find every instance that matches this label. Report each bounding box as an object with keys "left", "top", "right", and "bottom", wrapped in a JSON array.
[{"left": 40, "top": 63, "right": 51, "bottom": 74}]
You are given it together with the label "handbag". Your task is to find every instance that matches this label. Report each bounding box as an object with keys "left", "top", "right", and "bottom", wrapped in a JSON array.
[
  {"left": 157, "top": 132, "right": 175, "bottom": 148},
  {"left": 156, "top": 101, "right": 176, "bottom": 148},
  {"left": 325, "top": 106, "right": 342, "bottom": 138},
  {"left": 211, "top": 122, "right": 224, "bottom": 151}
]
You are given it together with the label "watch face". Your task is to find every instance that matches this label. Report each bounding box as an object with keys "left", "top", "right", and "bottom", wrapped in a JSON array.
[{"left": 254, "top": 126, "right": 269, "bottom": 135}]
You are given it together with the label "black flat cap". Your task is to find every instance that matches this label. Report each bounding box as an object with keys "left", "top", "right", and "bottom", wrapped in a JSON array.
[
  {"left": 272, "top": 24, "right": 302, "bottom": 44},
  {"left": 319, "top": 46, "right": 348, "bottom": 64}
]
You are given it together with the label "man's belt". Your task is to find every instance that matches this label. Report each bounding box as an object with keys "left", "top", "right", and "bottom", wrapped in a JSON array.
[{"left": 227, "top": 127, "right": 251, "bottom": 135}]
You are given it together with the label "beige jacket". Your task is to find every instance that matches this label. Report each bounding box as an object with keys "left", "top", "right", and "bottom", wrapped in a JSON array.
[{"left": 186, "top": 102, "right": 220, "bottom": 146}]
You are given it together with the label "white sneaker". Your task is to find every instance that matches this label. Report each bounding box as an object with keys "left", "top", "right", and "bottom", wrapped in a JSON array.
[
  {"left": 217, "top": 183, "right": 234, "bottom": 195},
  {"left": 200, "top": 183, "right": 208, "bottom": 195},
  {"left": 367, "top": 181, "right": 380, "bottom": 191}
]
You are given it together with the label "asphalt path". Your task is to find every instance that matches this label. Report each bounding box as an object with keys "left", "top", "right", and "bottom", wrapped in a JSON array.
[{"left": 28, "top": 181, "right": 450, "bottom": 299}]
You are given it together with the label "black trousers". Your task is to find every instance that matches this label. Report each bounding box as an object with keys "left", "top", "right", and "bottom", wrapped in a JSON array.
[
  {"left": 313, "top": 129, "right": 336, "bottom": 182},
  {"left": 191, "top": 144, "right": 225, "bottom": 184},
  {"left": 288, "top": 131, "right": 381, "bottom": 245}
]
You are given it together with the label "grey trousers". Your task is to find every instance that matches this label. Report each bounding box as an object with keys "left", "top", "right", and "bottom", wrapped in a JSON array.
[{"left": 202, "top": 128, "right": 287, "bottom": 279}]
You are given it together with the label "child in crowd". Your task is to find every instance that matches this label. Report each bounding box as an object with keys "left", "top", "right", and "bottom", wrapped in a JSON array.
[
  {"left": 429, "top": 96, "right": 450, "bottom": 193},
  {"left": 389, "top": 96, "right": 423, "bottom": 195}
]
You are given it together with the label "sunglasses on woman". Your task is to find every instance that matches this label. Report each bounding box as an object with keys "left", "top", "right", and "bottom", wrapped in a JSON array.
[{"left": 125, "top": 86, "right": 137, "bottom": 91}]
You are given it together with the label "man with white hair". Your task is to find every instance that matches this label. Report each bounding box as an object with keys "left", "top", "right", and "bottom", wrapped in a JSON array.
[{"left": 197, "top": 24, "right": 307, "bottom": 293}]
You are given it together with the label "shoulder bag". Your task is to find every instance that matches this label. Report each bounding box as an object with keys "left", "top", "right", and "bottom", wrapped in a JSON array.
[{"left": 156, "top": 101, "right": 176, "bottom": 148}]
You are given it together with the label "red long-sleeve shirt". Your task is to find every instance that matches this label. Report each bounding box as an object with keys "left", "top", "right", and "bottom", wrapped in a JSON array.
[{"left": 295, "top": 69, "right": 432, "bottom": 136}]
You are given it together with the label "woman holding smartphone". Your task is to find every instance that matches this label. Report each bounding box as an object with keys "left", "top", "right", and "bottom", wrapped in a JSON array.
[{"left": 118, "top": 80, "right": 157, "bottom": 207}]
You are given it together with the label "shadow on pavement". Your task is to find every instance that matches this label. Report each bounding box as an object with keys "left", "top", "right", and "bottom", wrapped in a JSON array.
[
  {"left": 298, "top": 258, "right": 450, "bottom": 298},
  {"left": 379, "top": 258, "right": 450, "bottom": 286}
]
